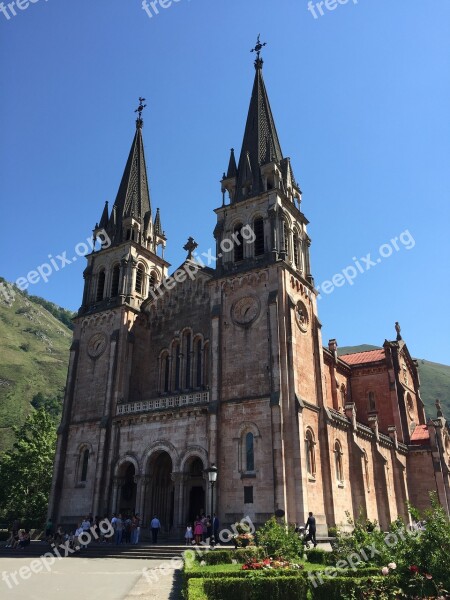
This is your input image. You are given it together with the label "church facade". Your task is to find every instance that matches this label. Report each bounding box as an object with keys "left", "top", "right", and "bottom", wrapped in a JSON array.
[{"left": 48, "top": 53, "right": 450, "bottom": 535}]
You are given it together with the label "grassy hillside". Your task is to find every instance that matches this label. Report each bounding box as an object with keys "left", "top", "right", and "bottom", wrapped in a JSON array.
[
  {"left": 0, "top": 280, "right": 73, "bottom": 451},
  {"left": 338, "top": 345, "right": 450, "bottom": 418}
]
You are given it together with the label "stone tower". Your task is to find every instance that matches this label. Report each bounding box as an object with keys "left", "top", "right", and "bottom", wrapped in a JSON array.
[
  {"left": 212, "top": 47, "right": 327, "bottom": 529},
  {"left": 48, "top": 108, "right": 169, "bottom": 521}
]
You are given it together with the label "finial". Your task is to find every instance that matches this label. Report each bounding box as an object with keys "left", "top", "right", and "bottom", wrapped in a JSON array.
[
  {"left": 395, "top": 321, "right": 402, "bottom": 341},
  {"left": 183, "top": 237, "right": 198, "bottom": 260},
  {"left": 250, "top": 34, "right": 267, "bottom": 69},
  {"left": 135, "top": 97, "right": 147, "bottom": 128},
  {"left": 436, "top": 399, "right": 443, "bottom": 418}
]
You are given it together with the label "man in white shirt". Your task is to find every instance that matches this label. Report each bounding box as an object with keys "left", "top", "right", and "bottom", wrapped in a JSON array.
[
  {"left": 150, "top": 516, "right": 161, "bottom": 544},
  {"left": 74, "top": 524, "right": 84, "bottom": 551}
]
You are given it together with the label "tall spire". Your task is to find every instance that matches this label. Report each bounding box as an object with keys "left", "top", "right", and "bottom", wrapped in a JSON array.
[
  {"left": 106, "top": 100, "right": 153, "bottom": 245},
  {"left": 234, "top": 38, "right": 284, "bottom": 202}
]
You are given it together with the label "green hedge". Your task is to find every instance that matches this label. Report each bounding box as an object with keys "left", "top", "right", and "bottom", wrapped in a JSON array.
[
  {"left": 187, "top": 579, "right": 207, "bottom": 600},
  {"left": 305, "top": 548, "right": 329, "bottom": 564},
  {"left": 309, "top": 575, "right": 398, "bottom": 600},
  {"left": 192, "top": 547, "right": 266, "bottom": 565},
  {"left": 202, "top": 576, "right": 308, "bottom": 600}
]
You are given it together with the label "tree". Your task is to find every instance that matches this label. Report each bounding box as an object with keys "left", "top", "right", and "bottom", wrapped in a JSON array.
[
  {"left": 0, "top": 409, "right": 57, "bottom": 527},
  {"left": 31, "top": 392, "right": 63, "bottom": 421}
]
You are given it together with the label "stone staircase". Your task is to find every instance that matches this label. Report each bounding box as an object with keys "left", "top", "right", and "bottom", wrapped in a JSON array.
[{"left": 0, "top": 541, "right": 191, "bottom": 560}]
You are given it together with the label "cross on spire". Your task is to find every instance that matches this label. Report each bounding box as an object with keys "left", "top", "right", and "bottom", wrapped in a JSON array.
[
  {"left": 250, "top": 34, "right": 267, "bottom": 68},
  {"left": 183, "top": 237, "right": 198, "bottom": 260},
  {"left": 135, "top": 97, "right": 147, "bottom": 128}
]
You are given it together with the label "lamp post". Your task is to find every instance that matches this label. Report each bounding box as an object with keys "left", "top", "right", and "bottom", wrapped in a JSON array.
[{"left": 205, "top": 463, "right": 218, "bottom": 547}]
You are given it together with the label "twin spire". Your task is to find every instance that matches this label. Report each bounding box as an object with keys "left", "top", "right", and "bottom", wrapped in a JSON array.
[{"left": 94, "top": 99, "right": 163, "bottom": 249}]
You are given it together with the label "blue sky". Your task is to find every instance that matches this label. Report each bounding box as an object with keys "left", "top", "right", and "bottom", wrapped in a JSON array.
[{"left": 1, "top": 0, "right": 449, "bottom": 364}]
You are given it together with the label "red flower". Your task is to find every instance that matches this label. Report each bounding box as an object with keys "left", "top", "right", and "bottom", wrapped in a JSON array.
[{"left": 409, "top": 565, "right": 419, "bottom": 574}]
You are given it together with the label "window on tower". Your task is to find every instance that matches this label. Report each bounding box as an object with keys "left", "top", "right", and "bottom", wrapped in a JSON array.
[
  {"left": 135, "top": 264, "right": 145, "bottom": 295},
  {"left": 254, "top": 217, "right": 264, "bottom": 256},
  {"left": 282, "top": 220, "right": 290, "bottom": 257},
  {"left": 195, "top": 339, "right": 202, "bottom": 388},
  {"left": 368, "top": 391, "right": 376, "bottom": 412},
  {"left": 305, "top": 429, "right": 316, "bottom": 478},
  {"left": 111, "top": 264, "right": 120, "bottom": 297},
  {"left": 334, "top": 440, "right": 344, "bottom": 484},
  {"left": 80, "top": 448, "right": 89, "bottom": 482},
  {"left": 96, "top": 270, "right": 106, "bottom": 302},
  {"left": 246, "top": 432, "right": 255, "bottom": 472},
  {"left": 234, "top": 225, "right": 244, "bottom": 262}
]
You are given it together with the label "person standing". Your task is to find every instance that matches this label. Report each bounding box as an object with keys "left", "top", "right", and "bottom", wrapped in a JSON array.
[
  {"left": 150, "top": 515, "right": 161, "bottom": 544},
  {"left": 304, "top": 511, "right": 317, "bottom": 547},
  {"left": 212, "top": 514, "right": 220, "bottom": 541},
  {"left": 114, "top": 514, "right": 124, "bottom": 545}
]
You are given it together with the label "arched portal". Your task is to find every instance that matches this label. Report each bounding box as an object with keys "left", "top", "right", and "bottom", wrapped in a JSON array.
[
  {"left": 146, "top": 452, "right": 174, "bottom": 531},
  {"left": 185, "top": 457, "right": 206, "bottom": 523},
  {"left": 118, "top": 462, "right": 137, "bottom": 515}
]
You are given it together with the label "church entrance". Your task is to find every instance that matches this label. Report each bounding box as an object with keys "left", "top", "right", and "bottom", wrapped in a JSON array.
[
  {"left": 185, "top": 457, "right": 206, "bottom": 522},
  {"left": 118, "top": 462, "right": 137, "bottom": 516},
  {"left": 146, "top": 451, "right": 174, "bottom": 532}
]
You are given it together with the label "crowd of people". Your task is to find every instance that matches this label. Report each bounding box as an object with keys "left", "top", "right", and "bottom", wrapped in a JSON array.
[{"left": 4, "top": 511, "right": 221, "bottom": 550}]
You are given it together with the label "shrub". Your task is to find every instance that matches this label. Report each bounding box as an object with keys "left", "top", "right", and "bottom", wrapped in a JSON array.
[
  {"left": 256, "top": 517, "right": 303, "bottom": 560},
  {"left": 308, "top": 575, "right": 402, "bottom": 600},
  {"left": 202, "top": 576, "right": 308, "bottom": 600},
  {"left": 192, "top": 547, "right": 266, "bottom": 565},
  {"left": 305, "top": 548, "right": 329, "bottom": 564},
  {"left": 187, "top": 578, "right": 207, "bottom": 600}
]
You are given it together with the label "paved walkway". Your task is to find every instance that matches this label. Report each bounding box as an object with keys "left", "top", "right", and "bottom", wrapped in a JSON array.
[{"left": 0, "top": 557, "right": 182, "bottom": 600}]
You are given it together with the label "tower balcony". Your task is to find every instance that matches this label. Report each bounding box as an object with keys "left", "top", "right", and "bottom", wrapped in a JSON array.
[{"left": 116, "top": 391, "right": 210, "bottom": 416}]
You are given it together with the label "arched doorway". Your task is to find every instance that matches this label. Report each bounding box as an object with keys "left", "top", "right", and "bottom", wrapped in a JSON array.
[
  {"left": 118, "top": 462, "right": 137, "bottom": 516},
  {"left": 146, "top": 452, "right": 174, "bottom": 532},
  {"left": 185, "top": 457, "right": 206, "bottom": 522}
]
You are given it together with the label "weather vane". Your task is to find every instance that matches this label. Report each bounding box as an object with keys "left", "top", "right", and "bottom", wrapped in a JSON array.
[
  {"left": 135, "top": 97, "right": 147, "bottom": 123},
  {"left": 250, "top": 34, "right": 267, "bottom": 60}
]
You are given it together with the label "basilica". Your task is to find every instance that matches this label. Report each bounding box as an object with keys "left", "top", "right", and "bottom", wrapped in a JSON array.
[{"left": 48, "top": 49, "right": 450, "bottom": 535}]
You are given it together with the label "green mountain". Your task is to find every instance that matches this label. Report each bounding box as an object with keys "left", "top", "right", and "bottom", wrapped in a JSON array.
[
  {"left": 0, "top": 279, "right": 73, "bottom": 451},
  {"left": 338, "top": 345, "right": 450, "bottom": 419}
]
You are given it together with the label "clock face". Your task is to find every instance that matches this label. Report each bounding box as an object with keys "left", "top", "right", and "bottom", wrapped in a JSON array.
[
  {"left": 87, "top": 332, "right": 108, "bottom": 358},
  {"left": 295, "top": 301, "right": 309, "bottom": 333},
  {"left": 231, "top": 296, "right": 260, "bottom": 327}
]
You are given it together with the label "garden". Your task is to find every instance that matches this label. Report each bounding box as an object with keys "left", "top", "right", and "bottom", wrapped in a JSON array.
[{"left": 182, "top": 494, "right": 450, "bottom": 600}]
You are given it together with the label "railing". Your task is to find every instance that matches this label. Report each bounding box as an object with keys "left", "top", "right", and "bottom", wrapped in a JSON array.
[{"left": 116, "top": 391, "right": 210, "bottom": 415}]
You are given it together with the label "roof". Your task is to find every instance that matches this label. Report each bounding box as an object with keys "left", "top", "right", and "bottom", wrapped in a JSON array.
[
  {"left": 410, "top": 424, "right": 430, "bottom": 445},
  {"left": 340, "top": 349, "right": 386, "bottom": 366}
]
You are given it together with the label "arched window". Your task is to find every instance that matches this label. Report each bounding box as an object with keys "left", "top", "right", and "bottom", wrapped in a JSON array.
[
  {"left": 254, "top": 217, "right": 264, "bottom": 256},
  {"left": 96, "top": 270, "right": 106, "bottom": 301},
  {"left": 246, "top": 432, "right": 255, "bottom": 472},
  {"left": 149, "top": 271, "right": 158, "bottom": 289},
  {"left": 135, "top": 264, "right": 145, "bottom": 295},
  {"left": 234, "top": 225, "right": 244, "bottom": 262},
  {"left": 293, "top": 235, "right": 300, "bottom": 269},
  {"left": 111, "top": 264, "right": 120, "bottom": 297},
  {"left": 363, "top": 450, "right": 370, "bottom": 491},
  {"left": 184, "top": 332, "right": 191, "bottom": 389},
  {"left": 282, "top": 220, "right": 289, "bottom": 257},
  {"left": 195, "top": 339, "right": 202, "bottom": 388},
  {"left": 368, "top": 391, "right": 376, "bottom": 412},
  {"left": 160, "top": 352, "right": 170, "bottom": 393},
  {"left": 305, "top": 429, "right": 316, "bottom": 477},
  {"left": 81, "top": 448, "right": 89, "bottom": 482},
  {"left": 334, "top": 441, "right": 344, "bottom": 483},
  {"left": 174, "top": 343, "right": 181, "bottom": 390},
  {"left": 203, "top": 342, "right": 209, "bottom": 388},
  {"left": 340, "top": 385, "right": 347, "bottom": 407}
]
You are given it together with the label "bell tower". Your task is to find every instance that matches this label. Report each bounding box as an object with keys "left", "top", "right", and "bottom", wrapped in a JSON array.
[{"left": 48, "top": 101, "right": 170, "bottom": 522}]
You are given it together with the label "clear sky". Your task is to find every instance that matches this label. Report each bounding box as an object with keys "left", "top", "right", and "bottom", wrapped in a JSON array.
[{"left": 1, "top": 0, "right": 449, "bottom": 364}]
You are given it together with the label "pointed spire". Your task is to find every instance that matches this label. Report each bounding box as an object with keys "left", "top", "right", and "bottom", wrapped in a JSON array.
[
  {"left": 234, "top": 47, "right": 284, "bottom": 202},
  {"left": 154, "top": 207, "right": 162, "bottom": 236},
  {"left": 226, "top": 148, "right": 237, "bottom": 178},
  {"left": 99, "top": 201, "right": 109, "bottom": 229}
]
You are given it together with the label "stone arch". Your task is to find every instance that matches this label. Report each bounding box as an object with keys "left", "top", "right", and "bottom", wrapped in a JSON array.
[{"left": 142, "top": 440, "right": 180, "bottom": 472}]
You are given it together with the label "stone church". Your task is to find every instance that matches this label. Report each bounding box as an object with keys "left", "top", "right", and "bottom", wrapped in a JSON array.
[{"left": 48, "top": 50, "right": 450, "bottom": 535}]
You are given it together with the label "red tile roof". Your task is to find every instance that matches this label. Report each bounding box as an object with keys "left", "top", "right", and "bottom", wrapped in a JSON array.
[
  {"left": 410, "top": 424, "right": 430, "bottom": 445},
  {"left": 340, "top": 349, "right": 386, "bottom": 366}
]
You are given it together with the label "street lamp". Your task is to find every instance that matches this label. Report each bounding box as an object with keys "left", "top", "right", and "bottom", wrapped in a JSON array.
[{"left": 205, "top": 463, "right": 218, "bottom": 547}]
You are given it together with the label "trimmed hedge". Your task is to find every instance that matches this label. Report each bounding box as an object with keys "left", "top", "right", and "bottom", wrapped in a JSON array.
[
  {"left": 192, "top": 547, "right": 266, "bottom": 565},
  {"left": 187, "top": 579, "right": 207, "bottom": 600},
  {"left": 202, "top": 576, "right": 309, "bottom": 599},
  {"left": 308, "top": 575, "right": 399, "bottom": 600},
  {"left": 305, "top": 548, "right": 329, "bottom": 564}
]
